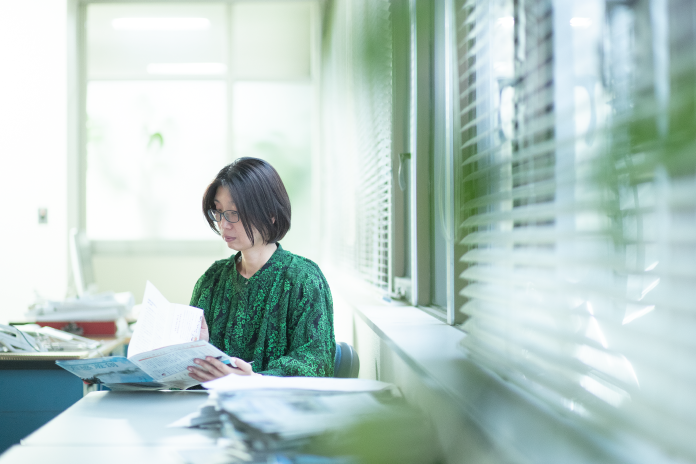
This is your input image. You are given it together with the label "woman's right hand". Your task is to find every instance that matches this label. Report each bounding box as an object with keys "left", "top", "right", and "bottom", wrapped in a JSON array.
[{"left": 187, "top": 356, "right": 259, "bottom": 383}]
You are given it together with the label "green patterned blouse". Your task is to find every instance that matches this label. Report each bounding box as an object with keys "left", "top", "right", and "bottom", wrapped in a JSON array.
[{"left": 189, "top": 244, "right": 336, "bottom": 377}]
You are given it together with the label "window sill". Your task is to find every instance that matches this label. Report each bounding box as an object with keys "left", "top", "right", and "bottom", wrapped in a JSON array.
[{"left": 329, "top": 272, "right": 640, "bottom": 464}]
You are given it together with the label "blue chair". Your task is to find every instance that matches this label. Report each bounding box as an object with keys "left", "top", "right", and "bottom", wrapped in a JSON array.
[{"left": 333, "top": 341, "right": 360, "bottom": 378}]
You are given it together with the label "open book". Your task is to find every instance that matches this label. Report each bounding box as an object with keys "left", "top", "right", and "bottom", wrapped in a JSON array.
[{"left": 56, "top": 281, "right": 234, "bottom": 390}]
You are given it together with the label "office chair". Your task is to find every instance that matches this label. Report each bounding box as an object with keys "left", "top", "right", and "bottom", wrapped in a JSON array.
[
  {"left": 333, "top": 341, "right": 360, "bottom": 378},
  {"left": 69, "top": 228, "right": 98, "bottom": 296}
]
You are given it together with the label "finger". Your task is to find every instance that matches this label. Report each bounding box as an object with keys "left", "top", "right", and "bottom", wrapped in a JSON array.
[
  {"left": 191, "top": 358, "right": 223, "bottom": 378},
  {"left": 203, "top": 357, "right": 236, "bottom": 375},
  {"left": 230, "top": 357, "right": 253, "bottom": 375},
  {"left": 188, "top": 369, "right": 215, "bottom": 382},
  {"left": 187, "top": 363, "right": 221, "bottom": 382},
  {"left": 190, "top": 357, "right": 237, "bottom": 381},
  {"left": 188, "top": 358, "right": 219, "bottom": 377},
  {"left": 205, "top": 356, "right": 230, "bottom": 368},
  {"left": 199, "top": 318, "right": 210, "bottom": 342}
]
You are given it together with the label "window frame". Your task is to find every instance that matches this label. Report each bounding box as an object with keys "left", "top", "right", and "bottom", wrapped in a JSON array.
[{"left": 401, "top": 0, "right": 461, "bottom": 325}]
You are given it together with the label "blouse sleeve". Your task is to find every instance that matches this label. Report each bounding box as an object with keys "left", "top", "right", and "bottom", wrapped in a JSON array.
[
  {"left": 258, "top": 269, "right": 336, "bottom": 377},
  {"left": 189, "top": 274, "right": 205, "bottom": 307}
]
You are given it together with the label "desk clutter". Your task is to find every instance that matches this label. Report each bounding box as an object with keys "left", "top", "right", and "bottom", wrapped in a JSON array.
[
  {"left": 172, "top": 376, "right": 442, "bottom": 464},
  {"left": 22, "top": 291, "right": 135, "bottom": 336},
  {"left": 0, "top": 323, "right": 102, "bottom": 353}
]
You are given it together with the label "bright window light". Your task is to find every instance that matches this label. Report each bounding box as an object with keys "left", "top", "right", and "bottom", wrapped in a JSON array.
[
  {"left": 494, "top": 62, "right": 512, "bottom": 73},
  {"left": 497, "top": 16, "right": 515, "bottom": 29},
  {"left": 570, "top": 17, "right": 592, "bottom": 29},
  {"left": 146, "top": 63, "right": 227, "bottom": 75},
  {"left": 623, "top": 305, "right": 655, "bottom": 325},
  {"left": 112, "top": 17, "right": 211, "bottom": 31}
]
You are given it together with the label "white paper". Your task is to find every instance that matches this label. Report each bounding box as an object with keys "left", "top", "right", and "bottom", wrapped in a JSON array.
[
  {"left": 128, "top": 281, "right": 203, "bottom": 358},
  {"left": 203, "top": 374, "right": 392, "bottom": 393}
]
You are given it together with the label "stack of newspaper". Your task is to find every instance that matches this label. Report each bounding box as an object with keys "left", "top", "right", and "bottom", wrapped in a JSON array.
[
  {"left": 27, "top": 291, "right": 135, "bottom": 322},
  {"left": 172, "top": 376, "right": 440, "bottom": 464}
]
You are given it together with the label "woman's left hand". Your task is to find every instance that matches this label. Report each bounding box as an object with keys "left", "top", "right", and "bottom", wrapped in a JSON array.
[{"left": 187, "top": 356, "right": 258, "bottom": 383}]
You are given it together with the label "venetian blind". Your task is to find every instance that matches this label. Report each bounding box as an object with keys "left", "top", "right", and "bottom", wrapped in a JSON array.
[
  {"left": 320, "top": 0, "right": 393, "bottom": 290},
  {"left": 455, "top": 0, "right": 696, "bottom": 461}
]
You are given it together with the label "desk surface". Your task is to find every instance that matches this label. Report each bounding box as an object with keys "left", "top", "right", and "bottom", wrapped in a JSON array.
[
  {"left": 0, "top": 445, "right": 190, "bottom": 464},
  {"left": 21, "top": 391, "right": 218, "bottom": 447},
  {"left": 0, "top": 390, "right": 219, "bottom": 464}
]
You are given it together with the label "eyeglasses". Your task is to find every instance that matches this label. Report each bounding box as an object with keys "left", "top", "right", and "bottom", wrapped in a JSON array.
[{"left": 207, "top": 209, "right": 240, "bottom": 224}]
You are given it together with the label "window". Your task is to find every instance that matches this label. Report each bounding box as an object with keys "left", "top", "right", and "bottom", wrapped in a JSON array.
[
  {"left": 453, "top": 0, "right": 696, "bottom": 460},
  {"left": 319, "top": 0, "right": 394, "bottom": 288},
  {"left": 319, "top": 0, "right": 696, "bottom": 460},
  {"left": 409, "top": 0, "right": 460, "bottom": 321},
  {"left": 82, "top": 2, "right": 316, "bottom": 257},
  {"left": 85, "top": 3, "right": 228, "bottom": 242}
]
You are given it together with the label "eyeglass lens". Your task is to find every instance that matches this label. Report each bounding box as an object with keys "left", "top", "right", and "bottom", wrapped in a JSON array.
[{"left": 209, "top": 209, "right": 239, "bottom": 223}]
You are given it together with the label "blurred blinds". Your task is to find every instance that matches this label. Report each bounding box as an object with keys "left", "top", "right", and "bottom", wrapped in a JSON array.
[
  {"left": 455, "top": 0, "right": 696, "bottom": 461},
  {"left": 320, "top": 0, "right": 393, "bottom": 290}
]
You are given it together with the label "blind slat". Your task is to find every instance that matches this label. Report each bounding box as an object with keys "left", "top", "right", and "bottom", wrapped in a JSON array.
[{"left": 454, "top": 1, "right": 696, "bottom": 461}]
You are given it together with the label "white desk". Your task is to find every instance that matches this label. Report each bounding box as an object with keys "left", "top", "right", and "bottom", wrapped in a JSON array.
[
  {"left": 0, "top": 391, "right": 220, "bottom": 464},
  {"left": 0, "top": 446, "right": 188, "bottom": 464}
]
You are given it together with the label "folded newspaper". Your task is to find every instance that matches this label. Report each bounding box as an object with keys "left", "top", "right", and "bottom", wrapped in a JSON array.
[{"left": 56, "top": 281, "right": 231, "bottom": 390}]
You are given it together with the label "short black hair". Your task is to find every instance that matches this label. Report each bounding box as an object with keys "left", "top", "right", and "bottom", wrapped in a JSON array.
[{"left": 202, "top": 157, "right": 291, "bottom": 245}]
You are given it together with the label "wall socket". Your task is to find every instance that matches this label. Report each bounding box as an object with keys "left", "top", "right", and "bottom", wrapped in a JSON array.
[{"left": 38, "top": 207, "right": 48, "bottom": 224}]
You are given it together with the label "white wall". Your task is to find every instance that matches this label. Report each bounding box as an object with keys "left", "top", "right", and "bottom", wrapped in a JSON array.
[
  {"left": 93, "top": 254, "right": 230, "bottom": 305},
  {"left": 0, "top": 0, "right": 68, "bottom": 323}
]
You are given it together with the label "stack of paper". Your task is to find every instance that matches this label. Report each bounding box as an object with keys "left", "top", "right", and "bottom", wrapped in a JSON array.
[
  {"left": 203, "top": 374, "right": 393, "bottom": 394},
  {"left": 205, "top": 376, "right": 395, "bottom": 443},
  {"left": 171, "top": 376, "right": 439, "bottom": 464},
  {"left": 26, "top": 291, "right": 135, "bottom": 322}
]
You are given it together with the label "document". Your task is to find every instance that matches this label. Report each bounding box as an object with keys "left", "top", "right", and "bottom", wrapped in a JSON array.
[{"left": 56, "top": 282, "right": 234, "bottom": 390}]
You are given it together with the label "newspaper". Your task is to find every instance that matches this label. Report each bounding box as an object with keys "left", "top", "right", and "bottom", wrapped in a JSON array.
[
  {"left": 57, "top": 340, "right": 235, "bottom": 390},
  {"left": 127, "top": 281, "right": 203, "bottom": 357},
  {"left": 56, "top": 281, "right": 232, "bottom": 390}
]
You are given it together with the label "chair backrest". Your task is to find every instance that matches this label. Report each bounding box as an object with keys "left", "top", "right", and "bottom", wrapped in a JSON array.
[
  {"left": 69, "top": 228, "right": 97, "bottom": 296},
  {"left": 334, "top": 341, "right": 360, "bottom": 378}
]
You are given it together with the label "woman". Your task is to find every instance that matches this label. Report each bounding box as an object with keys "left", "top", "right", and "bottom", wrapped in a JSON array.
[{"left": 187, "top": 157, "right": 335, "bottom": 382}]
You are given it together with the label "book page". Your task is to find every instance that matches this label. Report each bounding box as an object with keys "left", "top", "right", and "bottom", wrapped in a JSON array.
[{"left": 127, "top": 282, "right": 204, "bottom": 358}]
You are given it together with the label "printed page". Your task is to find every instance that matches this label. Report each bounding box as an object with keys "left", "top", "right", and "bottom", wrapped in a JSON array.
[
  {"left": 165, "top": 303, "right": 203, "bottom": 346},
  {"left": 128, "top": 282, "right": 204, "bottom": 358},
  {"left": 129, "top": 340, "right": 235, "bottom": 389},
  {"left": 127, "top": 281, "right": 168, "bottom": 357},
  {"left": 56, "top": 357, "right": 155, "bottom": 384}
]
